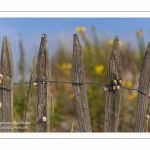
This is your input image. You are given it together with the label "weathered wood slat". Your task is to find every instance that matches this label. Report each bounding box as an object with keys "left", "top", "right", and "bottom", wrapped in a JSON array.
[
  {"left": 0, "top": 37, "right": 13, "bottom": 132},
  {"left": 135, "top": 42, "right": 150, "bottom": 132},
  {"left": 36, "top": 34, "right": 51, "bottom": 132},
  {"left": 104, "top": 36, "right": 122, "bottom": 132},
  {"left": 72, "top": 34, "right": 92, "bottom": 132}
]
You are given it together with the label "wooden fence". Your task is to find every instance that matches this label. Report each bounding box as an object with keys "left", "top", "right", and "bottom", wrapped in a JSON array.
[{"left": 0, "top": 34, "right": 150, "bottom": 132}]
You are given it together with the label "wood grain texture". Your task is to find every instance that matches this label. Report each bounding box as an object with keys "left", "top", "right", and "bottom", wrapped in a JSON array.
[
  {"left": 72, "top": 34, "right": 92, "bottom": 132},
  {"left": 0, "top": 37, "right": 13, "bottom": 132},
  {"left": 135, "top": 42, "right": 150, "bottom": 132},
  {"left": 104, "top": 36, "right": 122, "bottom": 132},
  {"left": 36, "top": 34, "right": 51, "bottom": 132}
]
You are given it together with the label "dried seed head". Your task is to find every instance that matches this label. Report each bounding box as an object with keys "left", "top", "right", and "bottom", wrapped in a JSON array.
[
  {"left": 0, "top": 102, "right": 2, "bottom": 108},
  {"left": 103, "top": 87, "right": 107, "bottom": 92},
  {"left": 0, "top": 74, "right": 3, "bottom": 79},
  {"left": 42, "top": 117, "right": 47, "bottom": 122},
  {"left": 148, "top": 94, "right": 150, "bottom": 99},
  {"left": 0, "top": 80, "right": 2, "bottom": 85},
  {"left": 116, "top": 85, "right": 120, "bottom": 90},
  {"left": 113, "top": 85, "right": 116, "bottom": 91},
  {"left": 113, "top": 79, "right": 117, "bottom": 85},
  {"left": 118, "top": 79, "right": 123, "bottom": 86},
  {"left": 33, "top": 82, "right": 37, "bottom": 86},
  {"left": 146, "top": 115, "right": 149, "bottom": 120}
]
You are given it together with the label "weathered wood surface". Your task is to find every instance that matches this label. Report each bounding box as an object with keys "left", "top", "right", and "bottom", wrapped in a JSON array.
[
  {"left": 0, "top": 37, "right": 13, "bottom": 132},
  {"left": 72, "top": 34, "right": 92, "bottom": 132},
  {"left": 135, "top": 42, "right": 150, "bottom": 132},
  {"left": 104, "top": 36, "right": 122, "bottom": 132},
  {"left": 36, "top": 34, "right": 51, "bottom": 132}
]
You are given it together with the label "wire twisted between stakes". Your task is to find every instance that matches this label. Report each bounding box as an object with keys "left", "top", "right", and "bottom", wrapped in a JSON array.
[{"left": 0, "top": 79, "right": 149, "bottom": 95}]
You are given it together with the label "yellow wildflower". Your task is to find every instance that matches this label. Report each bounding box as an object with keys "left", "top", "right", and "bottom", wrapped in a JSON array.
[
  {"left": 123, "top": 81, "right": 132, "bottom": 87},
  {"left": 136, "top": 30, "right": 144, "bottom": 37},
  {"left": 108, "top": 40, "right": 122, "bottom": 46},
  {"left": 61, "top": 63, "right": 72, "bottom": 71},
  {"left": 108, "top": 40, "right": 114, "bottom": 46},
  {"left": 67, "top": 63, "right": 72, "bottom": 70},
  {"left": 61, "top": 63, "right": 67, "bottom": 70},
  {"left": 133, "top": 93, "right": 137, "bottom": 98},
  {"left": 76, "top": 26, "right": 86, "bottom": 33},
  {"left": 126, "top": 81, "right": 132, "bottom": 87},
  {"left": 94, "top": 64, "right": 104, "bottom": 75},
  {"left": 129, "top": 93, "right": 137, "bottom": 100},
  {"left": 69, "top": 93, "right": 74, "bottom": 100},
  {"left": 129, "top": 95, "right": 134, "bottom": 100}
]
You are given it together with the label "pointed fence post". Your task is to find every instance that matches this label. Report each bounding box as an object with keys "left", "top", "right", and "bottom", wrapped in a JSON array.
[
  {"left": 72, "top": 34, "right": 92, "bottom": 132},
  {"left": 104, "top": 36, "right": 122, "bottom": 132},
  {"left": 36, "top": 34, "right": 51, "bottom": 132},
  {"left": 135, "top": 42, "right": 150, "bottom": 132},
  {"left": 0, "top": 37, "right": 13, "bottom": 132}
]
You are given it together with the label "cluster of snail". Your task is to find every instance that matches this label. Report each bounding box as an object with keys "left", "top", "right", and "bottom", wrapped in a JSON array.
[
  {"left": 103, "top": 79, "right": 123, "bottom": 92},
  {"left": 0, "top": 74, "right": 3, "bottom": 85}
]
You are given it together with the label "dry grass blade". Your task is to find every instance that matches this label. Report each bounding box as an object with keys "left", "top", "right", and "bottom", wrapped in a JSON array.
[
  {"left": 70, "top": 119, "right": 74, "bottom": 132},
  {"left": 24, "top": 57, "right": 37, "bottom": 130},
  {"left": 50, "top": 93, "right": 54, "bottom": 131}
]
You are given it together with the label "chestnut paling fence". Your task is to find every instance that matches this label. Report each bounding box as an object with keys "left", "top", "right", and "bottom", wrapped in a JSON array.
[{"left": 0, "top": 34, "right": 150, "bottom": 132}]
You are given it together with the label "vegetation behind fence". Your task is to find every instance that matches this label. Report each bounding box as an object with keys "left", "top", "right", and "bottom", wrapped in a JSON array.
[{"left": 0, "top": 27, "right": 150, "bottom": 132}]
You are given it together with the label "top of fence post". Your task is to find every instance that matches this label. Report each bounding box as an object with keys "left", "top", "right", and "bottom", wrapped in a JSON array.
[
  {"left": 72, "top": 34, "right": 92, "bottom": 132},
  {"left": 104, "top": 36, "right": 122, "bottom": 132},
  {"left": 0, "top": 36, "right": 13, "bottom": 132},
  {"left": 135, "top": 42, "right": 150, "bottom": 132},
  {"left": 36, "top": 34, "right": 51, "bottom": 132}
]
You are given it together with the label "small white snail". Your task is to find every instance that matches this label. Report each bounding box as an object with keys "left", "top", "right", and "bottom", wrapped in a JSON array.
[
  {"left": 103, "top": 87, "right": 107, "bottom": 92},
  {"left": 33, "top": 82, "right": 37, "bottom": 86},
  {"left": 146, "top": 115, "right": 149, "bottom": 120},
  {"left": 116, "top": 85, "right": 120, "bottom": 90},
  {"left": 113, "top": 79, "right": 117, "bottom": 85},
  {"left": 42, "top": 117, "right": 47, "bottom": 122},
  {"left": 113, "top": 86, "right": 116, "bottom": 91},
  {"left": 118, "top": 79, "right": 123, "bottom": 86}
]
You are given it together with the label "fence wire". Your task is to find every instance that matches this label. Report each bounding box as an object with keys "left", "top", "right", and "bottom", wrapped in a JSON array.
[{"left": 0, "top": 79, "right": 149, "bottom": 95}]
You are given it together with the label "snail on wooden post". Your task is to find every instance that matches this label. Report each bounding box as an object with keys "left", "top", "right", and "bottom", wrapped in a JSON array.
[
  {"left": 33, "top": 82, "right": 37, "bottom": 86},
  {"left": 103, "top": 86, "right": 107, "bottom": 92},
  {"left": 113, "top": 79, "right": 117, "bottom": 85},
  {"left": 42, "top": 117, "right": 47, "bottom": 122}
]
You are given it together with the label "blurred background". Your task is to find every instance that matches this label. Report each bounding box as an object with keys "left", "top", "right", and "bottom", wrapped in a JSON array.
[{"left": 0, "top": 18, "right": 150, "bottom": 132}]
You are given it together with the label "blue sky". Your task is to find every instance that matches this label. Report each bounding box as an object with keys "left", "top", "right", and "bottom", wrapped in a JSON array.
[{"left": 0, "top": 18, "right": 150, "bottom": 76}]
